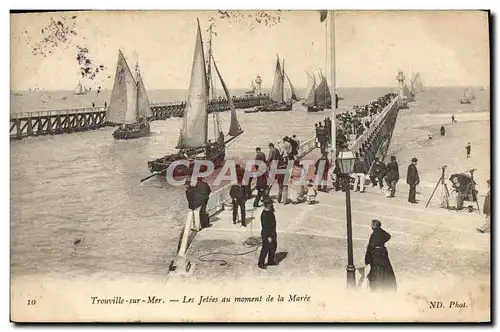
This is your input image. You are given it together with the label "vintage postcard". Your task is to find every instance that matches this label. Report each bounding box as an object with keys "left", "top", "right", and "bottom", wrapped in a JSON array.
[{"left": 10, "top": 10, "right": 491, "bottom": 322}]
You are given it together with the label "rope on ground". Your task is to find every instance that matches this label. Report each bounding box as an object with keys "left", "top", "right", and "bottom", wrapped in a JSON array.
[{"left": 197, "top": 236, "right": 262, "bottom": 266}]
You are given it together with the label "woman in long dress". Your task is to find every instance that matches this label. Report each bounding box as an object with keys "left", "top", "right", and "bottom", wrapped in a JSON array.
[{"left": 365, "top": 220, "right": 397, "bottom": 291}]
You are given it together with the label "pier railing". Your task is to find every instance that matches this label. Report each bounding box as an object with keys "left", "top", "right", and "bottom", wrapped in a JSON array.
[{"left": 10, "top": 95, "right": 271, "bottom": 139}]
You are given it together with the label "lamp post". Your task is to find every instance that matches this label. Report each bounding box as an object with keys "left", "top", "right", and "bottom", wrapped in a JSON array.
[{"left": 337, "top": 148, "right": 357, "bottom": 289}]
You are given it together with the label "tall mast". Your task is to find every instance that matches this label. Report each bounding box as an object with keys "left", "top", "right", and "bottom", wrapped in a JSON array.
[
  {"left": 328, "top": 10, "right": 337, "bottom": 164},
  {"left": 135, "top": 62, "right": 140, "bottom": 122},
  {"left": 282, "top": 58, "right": 285, "bottom": 102},
  {"left": 206, "top": 23, "right": 220, "bottom": 139}
]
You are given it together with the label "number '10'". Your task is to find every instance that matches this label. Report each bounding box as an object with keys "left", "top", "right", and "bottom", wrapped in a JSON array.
[{"left": 27, "top": 300, "right": 36, "bottom": 305}]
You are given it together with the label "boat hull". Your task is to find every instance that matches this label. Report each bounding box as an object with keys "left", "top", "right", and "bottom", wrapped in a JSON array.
[
  {"left": 147, "top": 152, "right": 226, "bottom": 178},
  {"left": 244, "top": 108, "right": 260, "bottom": 113},
  {"left": 259, "top": 102, "right": 293, "bottom": 112},
  {"left": 113, "top": 123, "right": 150, "bottom": 140},
  {"left": 307, "top": 105, "right": 325, "bottom": 113}
]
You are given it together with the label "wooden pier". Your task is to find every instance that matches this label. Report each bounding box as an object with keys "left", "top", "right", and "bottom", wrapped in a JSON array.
[{"left": 10, "top": 95, "right": 271, "bottom": 140}]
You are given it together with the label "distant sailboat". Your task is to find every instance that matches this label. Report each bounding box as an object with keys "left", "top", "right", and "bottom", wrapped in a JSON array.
[
  {"left": 147, "top": 19, "right": 243, "bottom": 177},
  {"left": 460, "top": 88, "right": 475, "bottom": 104},
  {"left": 257, "top": 55, "right": 298, "bottom": 112},
  {"left": 106, "top": 50, "right": 152, "bottom": 140},
  {"left": 302, "top": 71, "right": 315, "bottom": 106},
  {"left": 410, "top": 72, "right": 424, "bottom": 94},
  {"left": 305, "top": 74, "right": 324, "bottom": 113},
  {"left": 403, "top": 83, "right": 414, "bottom": 102},
  {"left": 74, "top": 81, "right": 88, "bottom": 95},
  {"left": 245, "top": 80, "right": 257, "bottom": 96}
]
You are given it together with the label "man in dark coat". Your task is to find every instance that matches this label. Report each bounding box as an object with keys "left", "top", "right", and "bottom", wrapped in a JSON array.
[
  {"left": 385, "top": 156, "right": 399, "bottom": 198},
  {"left": 440, "top": 125, "right": 446, "bottom": 136},
  {"left": 466, "top": 142, "right": 471, "bottom": 159},
  {"left": 253, "top": 169, "right": 269, "bottom": 207},
  {"left": 267, "top": 143, "right": 280, "bottom": 165},
  {"left": 185, "top": 181, "right": 201, "bottom": 210},
  {"left": 370, "top": 157, "right": 387, "bottom": 189},
  {"left": 406, "top": 157, "right": 419, "bottom": 203},
  {"left": 196, "top": 177, "right": 212, "bottom": 227},
  {"left": 258, "top": 196, "right": 278, "bottom": 269},
  {"left": 314, "top": 153, "right": 330, "bottom": 192},
  {"left": 230, "top": 182, "right": 247, "bottom": 227},
  {"left": 317, "top": 123, "right": 326, "bottom": 154},
  {"left": 247, "top": 147, "right": 267, "bottom": 198},
  {"left": 365, "top": 220, "right": 397, "bottom": 291}
]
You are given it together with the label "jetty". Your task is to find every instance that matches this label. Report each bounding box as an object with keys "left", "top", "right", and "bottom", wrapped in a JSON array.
[
  {"left": 10, "top": 95, "right": 270, "bottom": 140},
  {"left": 166, "top": 90, "right": 489, "bottom": 299}
]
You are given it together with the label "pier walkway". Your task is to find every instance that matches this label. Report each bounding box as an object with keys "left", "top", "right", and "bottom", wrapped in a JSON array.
[
  {"left": 168, "top": 96, "right": 489, "bottom": 296},
  {"left": 10, "top": 95, "right": 270, "bottom": 140}
]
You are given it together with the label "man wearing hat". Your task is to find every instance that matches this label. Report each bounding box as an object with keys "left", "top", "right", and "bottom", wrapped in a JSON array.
[
  {"left": 258, "top": 196, "right": 278, "bottom": 269},
  {"left": 406, "top": 157, "right": 420, "bottom": 203},
  {"left": 385, "top": 156, "right": 400, "bottom": 198}
]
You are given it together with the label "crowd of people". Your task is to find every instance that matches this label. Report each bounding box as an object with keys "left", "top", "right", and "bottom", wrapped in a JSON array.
[{"left": 314, "top": 93, "right": 398, "bottom": 154}]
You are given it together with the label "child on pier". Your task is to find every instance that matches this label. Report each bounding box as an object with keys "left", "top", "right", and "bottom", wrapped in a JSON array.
[{"left": 306, "top": 180, "right": 317, "bottom": 205}]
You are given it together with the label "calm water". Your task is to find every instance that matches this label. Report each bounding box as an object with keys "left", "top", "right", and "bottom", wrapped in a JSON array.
[{"left": 10, "top": 87, "right": 489, "bottom": 279}]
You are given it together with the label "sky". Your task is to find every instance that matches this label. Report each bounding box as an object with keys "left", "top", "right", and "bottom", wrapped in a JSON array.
[{"left": 10, "top": 10, "right": 490, "bottom": 91}]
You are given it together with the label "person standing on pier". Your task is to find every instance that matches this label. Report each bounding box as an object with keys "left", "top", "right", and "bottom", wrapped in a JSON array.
[
  {"left": 385, "top": 156, "right": 399, "bottom": 198},
  {"left": 466, "top": 143, "right": 471, "bottom": 159},
  {"left": 406, "top": 157, "right": 420, "bottom": 204},
  {"left": 365, "top": 220, "right": 397, "bottom": 291},
  {"left": 314, "top": 153, "right": 331, "bottom": 192},
  {"left": 352, "top": 157, "right": 367, "bottom": 193},
  {"left": 230, "top": 178, "right": 247, "bottom": 227},
  {"left": 282, "top": 137, "right": 293, "bottom": 160},
  {"left": 317, "top": 123, "right": 327, "bottom": 154},
  {"left": 247, "top": 147, "right": 267, "bottom": 198},
  {"left": 290, "top": 135, "right": 299, "bottom": 160},
  {"left": 253, "top": 168, "right": 269, "bottom": 208},
  {"left": 196, "top": 177, "right": 212, "bottom": 228},
  {"left": 477, "top": 180, "right": 491, "bottom": 233},
  {"left": 258, "top": 196, "right": 278, "bottom": 269},
  {"left": 370, "top": 157, "right": 387, "bottom": 189},
  {"left": 267, "top": 143, "right": 280, "bottom": 165}
]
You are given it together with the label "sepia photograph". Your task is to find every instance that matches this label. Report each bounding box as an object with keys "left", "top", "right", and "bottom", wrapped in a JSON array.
[{"left": 9, "top": 9, "right": 491, "bottom": 322}]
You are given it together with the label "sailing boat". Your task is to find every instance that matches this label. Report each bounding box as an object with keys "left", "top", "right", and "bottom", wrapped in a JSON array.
[
  {"left": 410, "top": 72, "right": 424, "bottom": 94},
  {"left": 314, "top": 71, "right": 334, "bottom": 110},
  {"left": 74, "top": 81, "right": 88, "bottom": 95},
  {"left": 257, "top": 55, "right": 298, "bottom": 112},
  {"left": 305, "top": 74, "right": 324, "bottom": 113},
  {"left": 106, "top": 50, "right": 152, "bottom": 140},
  {"left": 403, "top": 83, "right": 414, "bottom": 102},
  {"left": 147, "top": 19, "right": 243, "bottom": 177},
  {"left": 460, "top": 88, "right": 475, "bottom": 104},
  {"left": 245, "top": 80, "right": 256, "bottom": 96}
]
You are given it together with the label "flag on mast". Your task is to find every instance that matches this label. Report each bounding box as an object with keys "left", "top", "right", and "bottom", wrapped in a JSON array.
[{"left": 319, "top": 10, "right": 328, "bottom": 22}]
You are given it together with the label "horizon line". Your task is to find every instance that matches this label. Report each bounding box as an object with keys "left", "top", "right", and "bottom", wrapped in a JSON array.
[{"left": 10, "top": 85, "right": 487, "bottom": 93}]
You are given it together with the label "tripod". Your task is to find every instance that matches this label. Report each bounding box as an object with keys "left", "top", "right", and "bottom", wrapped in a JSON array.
[{"left": 426, "top": 165, "right": 450, "bottom": 209}]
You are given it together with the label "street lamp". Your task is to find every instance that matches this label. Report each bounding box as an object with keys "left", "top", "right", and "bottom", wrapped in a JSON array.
[{"left": 337, "top": 148, "right": 357, "bottom": 289}]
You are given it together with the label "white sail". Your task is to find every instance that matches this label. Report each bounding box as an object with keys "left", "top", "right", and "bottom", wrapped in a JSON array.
[
  {"left": 270, "top": 57, "right": 284, "bottom": 103},
  {"left": 403, "top": 84, "right": 414, "bottom": 102},
  {"left": 305, "top": 78, "right": 317, "bottom": 106},
  {"left": 304, "top": 72, "right": 315, "bottom": 101},
  {"left": 284, "top": 72, "right": 299, "bottom": 101},
  {"left": 136, "top": 67, "right": 153, "bottom": 120},
  {"left": 213, "top": 57, "right": 243, "bottom": 137},
  {"left": 107, "top": 50, "right": 138, "bottom": 124},
  {"left": 177, "top": 19, "right": 209, "bottom": 149},
  {"left": 74, "top": 81, "right": 88, "bottom": 95}
]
